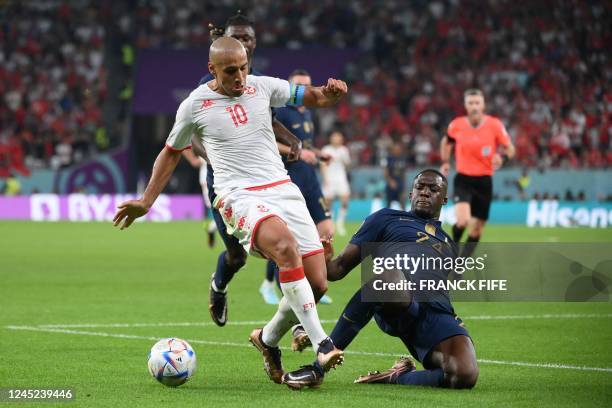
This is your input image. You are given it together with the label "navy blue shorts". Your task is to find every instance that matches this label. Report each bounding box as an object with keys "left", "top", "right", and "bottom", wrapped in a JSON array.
[
  {"left": 385, "top": 183, "right": 405, "bottom": 204},
  {"left": 287, "top": 162, "right": 330, "bottom": 225},
  {"left": 206, "top": 165, "right": 244, "bottom": 254},
  {"left": 374, "top": 303, "right": 470, "bottom": 366}
]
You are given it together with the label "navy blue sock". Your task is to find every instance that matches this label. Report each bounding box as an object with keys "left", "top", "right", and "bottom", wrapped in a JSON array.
[
  {"left": 461, "top": 235, "right": 480, "bottom": 258},
  {"left": 273, "top": 262, "right": 281, "bottom": 290},
  {"left": 330, "top": 289, "right": 376, "bottom": 350},
  {"left": 265, "top": 260, "right": 277, "bottom": 284},
  {"left": 213, "top": 251, "right": 240, "bottom": 290},
  {"left": 396, "top": 368, "right": 444, "bottom": 387},
  {"left": 452, "top": 224, "right": 465, "bottom": 243}
]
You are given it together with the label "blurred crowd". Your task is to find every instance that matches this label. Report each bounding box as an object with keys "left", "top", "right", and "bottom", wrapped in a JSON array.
[
  {"left": 333, "top": 0, "right": 611, "bottom": 169},
  {"left": 131, "top": 0, "right": 611, "bottom": 168},
  {"left": 0, "top": 1, "right": 108, "bottom": 177},
  {"left": 1, "top": 0, "right": 610, "bottom": 180}
]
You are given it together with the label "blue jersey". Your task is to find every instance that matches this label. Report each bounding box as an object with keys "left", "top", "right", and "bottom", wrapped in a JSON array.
[
  {"left": 386, "top": 156, "right": 407, "bottom": 186},
  {"left": 275, "top": 106, "right": 315, "bottom": 148},
  {"left": 350, "top": 208, "right": 454, "bottom": 250},
  {"left": 275, "top": 106, "right": 317, "bottom": 183},
  {"left": 274, "top": 106, "right": 330, "bottom": 223},
  {"left": 350, "top": 208, "right": 457, "bottom": 312}
]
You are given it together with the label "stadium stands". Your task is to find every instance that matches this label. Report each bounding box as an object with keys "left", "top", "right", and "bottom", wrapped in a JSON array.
[
  {"left": 1, "top": 0, "right": 609, "bottom": 180},
  {"left": 130, "top": 0, "right": 610, "bottom": 168},
  {"left": 0, "top": 1, "right": 108, "bottom": 175}
]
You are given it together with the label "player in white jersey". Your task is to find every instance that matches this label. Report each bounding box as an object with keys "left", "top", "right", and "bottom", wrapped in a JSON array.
[
  {"left": 321, "top": 131, "right": 351, "bottom": 236},
  {"left": 113, "top": 37, "right": 347, "bottom": 390}
]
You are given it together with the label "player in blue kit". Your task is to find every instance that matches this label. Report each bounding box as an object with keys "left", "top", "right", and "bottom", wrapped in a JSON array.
[
  {"left": 384, "top": 142, "right": 408, "bottom": 209},
  {"left": 195, "top": 13, "right": 305, "bottom": 320},
  {"left": 281, "top": 169, "right": 478, "bottom": 389}
]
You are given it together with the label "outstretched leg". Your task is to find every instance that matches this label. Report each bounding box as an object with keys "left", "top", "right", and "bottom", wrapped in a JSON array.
[
  {"left": 255, "top": 216, "right": 328, "bottom": 348},
  {"left": 329, "top": 288, "right": 376, "bottom": 350},
  {"left": 396, "top": 335, "right": 478, "bottom": 388}
]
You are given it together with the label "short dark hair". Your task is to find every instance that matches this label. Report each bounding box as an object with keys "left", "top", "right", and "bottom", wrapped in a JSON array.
[
  {"left": 288, "top": 69, "right": 310, "bottom": 81},
  {"left": 414, "top": 169, "right": 447, "bottom": 185},
  {"left": 225, "top": 11, "right": 254, "bottom": 29},
  {"left": 464, "top": 88, "right": 484, "bottom": 98}
]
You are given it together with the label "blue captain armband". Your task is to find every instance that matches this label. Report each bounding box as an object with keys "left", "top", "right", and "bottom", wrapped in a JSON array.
[{"left": 287, "top": 83, "right": 306, "bottom": 106}]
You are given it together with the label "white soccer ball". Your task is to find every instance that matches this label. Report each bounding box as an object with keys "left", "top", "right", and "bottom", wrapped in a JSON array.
[{"left": 147, "top": 338, "right": 197, "bottom": 387}]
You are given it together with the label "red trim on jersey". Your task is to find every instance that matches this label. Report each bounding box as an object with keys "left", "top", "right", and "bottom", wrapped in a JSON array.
[
  {"left": 279, "top": 266, "right": 306, "bottom": 283},
  {"left": 165, "top": 144, "right": 192, "bottom": 152},
  {"left": 249, "top": 214, "right": 283, "bottom": 252},
  {"left": 302, "top": 249, "right": 324, "bottom": 259},
  {"left": 245, "top": 179, "right": 291, "bottom": 191}
]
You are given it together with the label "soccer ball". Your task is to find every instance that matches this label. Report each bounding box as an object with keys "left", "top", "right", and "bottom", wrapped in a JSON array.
[{"left": 147, "top": 338, "right": 197, "bottom": 387}]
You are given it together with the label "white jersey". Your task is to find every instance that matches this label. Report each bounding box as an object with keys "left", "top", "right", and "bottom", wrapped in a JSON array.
[
  {"left": 321, "top": 145, "right": 350, "bottom": 181},
  {"left": 166, "top": 75, "right": 293, "bottom": 199}
]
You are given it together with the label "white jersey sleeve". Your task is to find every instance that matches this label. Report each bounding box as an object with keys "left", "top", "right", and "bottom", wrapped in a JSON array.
[
  {"left": 341, "top": 146, "right": 351, "bottom": 166},
  {"left": 258, "top": 76, "right": 291, "bottom": 108},
  {"left": 166, "top": 97, "right": 195, "bottom": 151}
]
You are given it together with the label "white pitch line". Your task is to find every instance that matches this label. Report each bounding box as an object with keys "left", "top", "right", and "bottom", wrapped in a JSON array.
[
  {"left": 32, "top": 313, "right": 612, "bottom": 329},
  {"left": 35, "top": 320, "right": 283, "bottom": 329},
  {"left": 476, "top": 358, "right": 612, "bottom": 373},
  {"left": 462, "top": 313, "right": 612, "bottom": 321},
  {"left": 4, "top": 325, "right": 612, "bottom": 374}
]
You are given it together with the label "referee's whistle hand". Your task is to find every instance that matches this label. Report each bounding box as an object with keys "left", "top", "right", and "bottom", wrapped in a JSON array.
[
  {"left": 492, "top": 153, "right": 503, "bottom": 170},
  {"left": 440, "top": 163, "right": 450, "bottom": 176}
]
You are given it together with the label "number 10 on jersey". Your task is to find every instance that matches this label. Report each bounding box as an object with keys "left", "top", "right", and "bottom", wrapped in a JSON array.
[{"left": 226, "top": 104, "right": 248, "bottom": 127}]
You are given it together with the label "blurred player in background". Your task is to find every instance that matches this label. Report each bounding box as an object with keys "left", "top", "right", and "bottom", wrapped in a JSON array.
[
  {"left": 181, "top": 149, "right": 218, "bottom": 246},
  {"left": 114, "top": 37, "right": 348, "bottom": 387},
  {"left": 440, "top": 89, "right": 515, "bottom": 256},
  {"left": 312, "top": 170, "right": 478, "bottom": 389},
  {"left": 197, "top": 12, "right": 303, "bottom": 311},
  {"left": 321, "top": 131, "right": 351, "bottom": 236},
  {"left": 384, "top": 142, "right": 408, "bottom": 209}
]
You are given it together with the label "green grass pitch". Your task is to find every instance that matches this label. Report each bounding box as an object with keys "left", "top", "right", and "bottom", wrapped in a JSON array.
[{"left": 1, "top": 221, "right": 611, "bottom": 407}]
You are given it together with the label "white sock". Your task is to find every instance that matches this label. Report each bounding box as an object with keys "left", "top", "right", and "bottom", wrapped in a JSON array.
[
  {"left": 260, "top": 279, "right": 275, "bottom": 289},
  {"left": 261, "top": 297, "right": 298, "bottom": 347},
  {"left": 279, "top": 266, "right": 327, "bottom": 351},
  {"left": 207, "top": 221, "right": 217, "bottom": 233},
  {"left": 338, "top": 206, "right": 347, "bottom": 228}
]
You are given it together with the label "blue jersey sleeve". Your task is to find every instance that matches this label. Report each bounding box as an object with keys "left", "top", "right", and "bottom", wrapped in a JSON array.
[
  {"left": 198, "top": 73, "right": 214, "bottom": 86},
  {"left": 274, "top": 107, "right": 289, "bottom": 124},
  {"left": 350, "top": 210, "right": 387, "bottom": 247}
]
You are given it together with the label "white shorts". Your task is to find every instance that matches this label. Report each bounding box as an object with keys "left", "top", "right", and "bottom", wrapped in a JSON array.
[
  {"left": 199, "top": 165, "right": 211, "bottom": 207},
  {"left": 323, "top": 178, "right": 351, "bottom": 199},
  {"left": 215, "top": 180, "right": 323, "bottom": 258}
]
